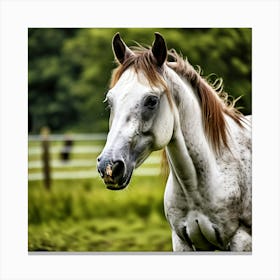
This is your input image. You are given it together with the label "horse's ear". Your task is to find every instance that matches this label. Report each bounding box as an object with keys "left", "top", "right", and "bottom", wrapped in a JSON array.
[
  {"left": 112, "top": 33, "right": 133, "bottom": 64},
  {"left": 152, "top": 32, "right": 167, "bottom": 67}
]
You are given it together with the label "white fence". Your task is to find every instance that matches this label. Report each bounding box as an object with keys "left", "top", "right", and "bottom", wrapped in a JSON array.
[{"left": 28, "top": 133, "right": 161, "bottom": 181}]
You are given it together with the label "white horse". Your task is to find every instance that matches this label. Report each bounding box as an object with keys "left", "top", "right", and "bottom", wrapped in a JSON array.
[{"left": 97, "top": 33, "right": 251, "bottom": 252}]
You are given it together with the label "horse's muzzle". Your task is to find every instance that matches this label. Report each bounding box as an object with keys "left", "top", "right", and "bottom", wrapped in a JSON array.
[{"left": 97, "top": 157, "right": 127, "bottom": 190}]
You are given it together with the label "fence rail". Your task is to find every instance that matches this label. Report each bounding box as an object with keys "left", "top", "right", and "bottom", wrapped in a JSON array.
[
  {"left": 28, "top": 133, "right": 107, "bottom": 142},
  {"left": 28, "top": 145, "right": 103, "bottom": 155}
]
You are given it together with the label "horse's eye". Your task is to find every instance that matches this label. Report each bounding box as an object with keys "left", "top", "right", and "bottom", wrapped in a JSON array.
[{"left": 144, "top": 95, "right": 159, "bottom": 110}]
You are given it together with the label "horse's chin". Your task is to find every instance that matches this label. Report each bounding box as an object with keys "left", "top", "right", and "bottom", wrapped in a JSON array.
[{"left": 106, "top": 184, "right": 127, "bottom": 191}]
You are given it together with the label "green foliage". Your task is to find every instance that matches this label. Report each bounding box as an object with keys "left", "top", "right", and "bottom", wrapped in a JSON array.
[
  {"left": 28, "top": 177, "right": 171, "bottom": 251},
  {"left": 29, "top": 28, "right": 251, "bottom": 133}
]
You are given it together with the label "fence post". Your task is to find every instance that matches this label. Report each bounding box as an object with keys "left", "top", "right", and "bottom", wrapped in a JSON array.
[
  {"left": 41, "top": 127, "right": 51, "bottom": 190},
  {"left": 60, "top": 133, "right": 74, "bottom": 162}
]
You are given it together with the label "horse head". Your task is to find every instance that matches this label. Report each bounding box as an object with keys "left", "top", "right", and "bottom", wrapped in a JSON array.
[{"left": 97, "top": 33, "right": 174, "bottom": 190}]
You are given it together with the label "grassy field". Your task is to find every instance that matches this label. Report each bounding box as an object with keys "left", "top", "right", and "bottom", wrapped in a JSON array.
[
  {"left": 28, "top": 137, "right": 172, "bottom": 252},
  {"left": 28, "top": 177, "right": 172, "bottom": 252}
]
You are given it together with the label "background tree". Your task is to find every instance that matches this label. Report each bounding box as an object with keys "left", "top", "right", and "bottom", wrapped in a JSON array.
[{"left": 28, "top": 28, "right": 251, "bottom": 134}]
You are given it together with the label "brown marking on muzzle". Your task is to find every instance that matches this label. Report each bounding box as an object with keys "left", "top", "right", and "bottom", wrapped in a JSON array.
[
  {"left": 105, "top": 164, "right": 113, "bottom": 177},
  {"left": 103, "top": 164, "right": 115, "bottom": 185}
]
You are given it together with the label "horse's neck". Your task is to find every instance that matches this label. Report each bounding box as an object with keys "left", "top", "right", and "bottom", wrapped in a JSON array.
[{"left": 166, "top": 74, "right": 219, "bottom": 195}]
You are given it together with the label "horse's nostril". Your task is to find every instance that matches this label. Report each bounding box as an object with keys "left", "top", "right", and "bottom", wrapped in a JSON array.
[
  {"left": 97, "top": 157, "right": 126, "bottom": 185},
  {"left": 112, "top": 160, "right": 125, "bottom": 179}
]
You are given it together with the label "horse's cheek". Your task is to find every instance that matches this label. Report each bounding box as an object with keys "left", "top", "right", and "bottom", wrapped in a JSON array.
[{"left": 153, "top": 116, "right": 174, "bottom": 150}]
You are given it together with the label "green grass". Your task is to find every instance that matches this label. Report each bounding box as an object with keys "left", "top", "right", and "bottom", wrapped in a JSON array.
[
  {"left": 29, "top": 213, "right": 171, "bottom": 252},
  {"left": 28, "top": 176, "right": 172, "bottom": 252}
]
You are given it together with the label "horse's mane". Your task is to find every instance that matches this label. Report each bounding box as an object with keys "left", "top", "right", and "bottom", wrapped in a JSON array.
[
  {"left": 167, "top": 50, "right": 244, "bottom": 153},
  {"left": 110, "top": 45, "right": 244, "bottom": 154}
]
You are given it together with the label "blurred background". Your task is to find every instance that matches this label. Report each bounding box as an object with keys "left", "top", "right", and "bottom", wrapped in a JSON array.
[{"left": 28, "top": 28, "right": 251, "bottom": 252}]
